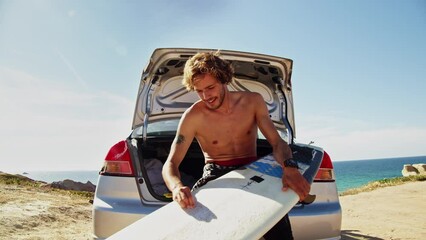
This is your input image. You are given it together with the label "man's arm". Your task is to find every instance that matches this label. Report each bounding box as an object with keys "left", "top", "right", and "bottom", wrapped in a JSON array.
[
  {"left": 253, "top": 93, "right": 310, "bottom": 200},
  {"left": 162, "top": 110, "right": 197, "bottom": 208}
]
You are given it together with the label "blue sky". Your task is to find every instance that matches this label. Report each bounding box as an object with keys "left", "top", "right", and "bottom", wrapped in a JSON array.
[{"left": 1, "top": 0, "right": 425, "bottom": 171}]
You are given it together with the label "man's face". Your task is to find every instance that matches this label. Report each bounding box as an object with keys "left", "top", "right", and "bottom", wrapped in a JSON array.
[{"left": 193, "top": 74, "right": 226, "bottom": 110}]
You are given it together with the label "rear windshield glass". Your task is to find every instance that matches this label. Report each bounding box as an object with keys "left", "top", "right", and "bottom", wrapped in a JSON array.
[
  {"left": 147, "top": 119, "right": 180, "bottom": 136},
  {"left": 142, "top": 119, "right": 288, "bottom": 142}
]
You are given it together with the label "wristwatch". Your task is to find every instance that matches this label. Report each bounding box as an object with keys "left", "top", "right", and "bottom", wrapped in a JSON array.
[{"left": 283, "top": 158, "right": 298, "bottom": 168}]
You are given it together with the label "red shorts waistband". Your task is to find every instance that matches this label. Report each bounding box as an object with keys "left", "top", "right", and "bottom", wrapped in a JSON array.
[{"left": 212, "top": 156, "right": 258, "bottom": 166}]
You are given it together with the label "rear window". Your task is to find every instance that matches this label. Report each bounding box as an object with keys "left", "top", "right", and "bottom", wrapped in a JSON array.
[
  {"left": 130, "top": 119, "right": 179, "bottom": 138},
  {"left": 134, "top": 118, "right": 289, "bottom": 142},
  {"left": 147, "top": 119, "right": 179, "bottom": 136}
]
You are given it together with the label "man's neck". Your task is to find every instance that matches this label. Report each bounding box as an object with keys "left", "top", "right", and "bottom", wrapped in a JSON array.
[{"left": 214, "top": 91, "right": 233, "bottom": 114}]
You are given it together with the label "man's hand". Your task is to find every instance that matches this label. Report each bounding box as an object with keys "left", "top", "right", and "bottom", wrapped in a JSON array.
[
  {"left": 172, "top": 185, "right": 196, "bottom": 209},
  {"left": 282, "top": 167, "right": 311, "bottom": 201}
]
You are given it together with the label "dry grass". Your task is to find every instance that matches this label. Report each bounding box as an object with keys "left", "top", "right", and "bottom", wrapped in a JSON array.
[
  {"left": 339, "top": 175, "right": 426, "bottom": 196},
  {"left": 0, "top": 172, "right": 94, "bottom": 199}
]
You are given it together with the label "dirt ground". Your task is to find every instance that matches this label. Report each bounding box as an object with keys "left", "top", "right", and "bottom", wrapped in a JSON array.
[
  {"left": 0, "top": 183, "right": 92, "bottom": 240},
  {"left": 1, "top": 181, "right": 425, "bottom": 239}
]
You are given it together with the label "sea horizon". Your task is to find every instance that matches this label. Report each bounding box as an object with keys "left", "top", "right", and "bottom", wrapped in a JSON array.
[{"left": 3, "top": 155, "right": 425, "bottom": 193}]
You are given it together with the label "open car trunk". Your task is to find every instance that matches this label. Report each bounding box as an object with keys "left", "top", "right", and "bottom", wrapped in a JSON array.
[
  {"left": 129, "top": 48, "right": 299, "bottom": 203},
  {"left": 134, "top": 136, "right": 293, "bottom": 202}
]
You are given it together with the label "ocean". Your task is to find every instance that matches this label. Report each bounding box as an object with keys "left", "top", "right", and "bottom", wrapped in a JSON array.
[
  {"left": 333, "top": 155, "right": 425, "bottom": 192},
  {"left": 11, "top": 156, "right": 426, "bottom": 193}
]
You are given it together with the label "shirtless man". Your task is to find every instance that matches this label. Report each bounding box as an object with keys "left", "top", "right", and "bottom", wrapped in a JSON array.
[{"left": 162, "top": 52, "right": 310, "bottom": 239}]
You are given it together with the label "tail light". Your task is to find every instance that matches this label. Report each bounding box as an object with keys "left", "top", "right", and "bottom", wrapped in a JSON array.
[
  {"left": 314, "top": 151, "right": 335, "bottom": 181},
  {"left": 100, "top": 140, "right": 135, "bottom": 176}
]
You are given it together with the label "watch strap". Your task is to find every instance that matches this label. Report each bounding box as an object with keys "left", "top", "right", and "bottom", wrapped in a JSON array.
[{"left": 283, "top": 158, "right": 298, "bottom": 168}]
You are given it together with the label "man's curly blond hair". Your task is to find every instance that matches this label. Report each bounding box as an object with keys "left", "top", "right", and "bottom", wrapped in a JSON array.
[{"left": 182, "top": 51, "right": 234, "bottom": 91}]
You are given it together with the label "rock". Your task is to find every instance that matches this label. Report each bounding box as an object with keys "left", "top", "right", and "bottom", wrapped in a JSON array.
[
  {"left": 413, "top": 164, "right": 426, "bottom": 175},
  {"left": 402, "top": 164, "right": 426, "bottom": 177},
  {"left": 48, "top": 179, "right": 96, "bottom": 192}
]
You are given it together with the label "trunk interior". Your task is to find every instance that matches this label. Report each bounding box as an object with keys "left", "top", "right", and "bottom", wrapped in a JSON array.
[{"left": 136, "top": 136, "right": 274, "bottom": 201}]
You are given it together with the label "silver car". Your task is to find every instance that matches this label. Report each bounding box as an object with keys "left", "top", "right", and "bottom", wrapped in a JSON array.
[{"left": 92, "top": 48, "right": 342, "bottom": 239}]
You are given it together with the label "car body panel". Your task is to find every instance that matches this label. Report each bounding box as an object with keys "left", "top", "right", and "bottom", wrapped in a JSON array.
[
  {"left": 92, "top": 176, "right": 145, "bottom": 239},
  {"left": 289, "top": 183, "right": 342, "bottom": 239}
]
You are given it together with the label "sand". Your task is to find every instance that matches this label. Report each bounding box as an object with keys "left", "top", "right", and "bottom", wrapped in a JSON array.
[
  {"left": 1, "top": 180, "right": 425, "bottom": 239},
  {"left": 340, "top": 181, "right": 426, "bottom": 240}
]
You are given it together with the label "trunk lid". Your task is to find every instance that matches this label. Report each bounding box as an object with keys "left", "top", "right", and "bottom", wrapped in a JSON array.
[{"left": 132, "top": 48, "right": 296, "bottom": 140}]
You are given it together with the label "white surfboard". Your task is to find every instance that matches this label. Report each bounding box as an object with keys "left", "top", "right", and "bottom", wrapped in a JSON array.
[{"left": 108, "top": 144, "right": 323, "bottom": 240}]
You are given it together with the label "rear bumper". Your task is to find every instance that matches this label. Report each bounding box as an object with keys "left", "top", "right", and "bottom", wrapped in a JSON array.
[
  {"left": 289, "top": 202, "right": 342, "bottom": 240},
  {"left": 289, "top": 181, "right": 342, "bottom": 240},
  {"left": 93, "top": 206, "right": 144, "bottom": 239}
]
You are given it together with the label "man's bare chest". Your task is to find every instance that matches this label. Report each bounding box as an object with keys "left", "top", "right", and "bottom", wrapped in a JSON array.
[{"left": 198, "top": 111, "right": 256, "bottom": 139}]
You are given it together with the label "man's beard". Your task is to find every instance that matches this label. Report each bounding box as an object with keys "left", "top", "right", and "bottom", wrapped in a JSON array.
[{"left": 205, "top": 85, "right": 226, "bottom": 110}]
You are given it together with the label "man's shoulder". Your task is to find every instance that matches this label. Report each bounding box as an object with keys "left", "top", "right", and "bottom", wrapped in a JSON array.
[{"left": 183, "top": 101, "right": 205, "bottom": 116}]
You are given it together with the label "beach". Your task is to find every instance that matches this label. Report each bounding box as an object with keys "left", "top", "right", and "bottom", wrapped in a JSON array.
[
  {"left": 340, "top": 180, "right": 426, "bottom": 240},
  {"left": 1, "top": 177, "right": 425, "bottom": 239}
]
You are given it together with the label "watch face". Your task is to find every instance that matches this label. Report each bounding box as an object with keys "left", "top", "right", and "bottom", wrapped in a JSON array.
[{"left": 284, "top": 159, "right": 298, "bottom": 168}]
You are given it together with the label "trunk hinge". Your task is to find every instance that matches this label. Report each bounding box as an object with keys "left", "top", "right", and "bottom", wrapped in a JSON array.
[
  {"left": 275, "top": 81, "right": 294, "bottom": 144},
  {"left": 142, "top": 80, "right": 158, "bottom": 143}
]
